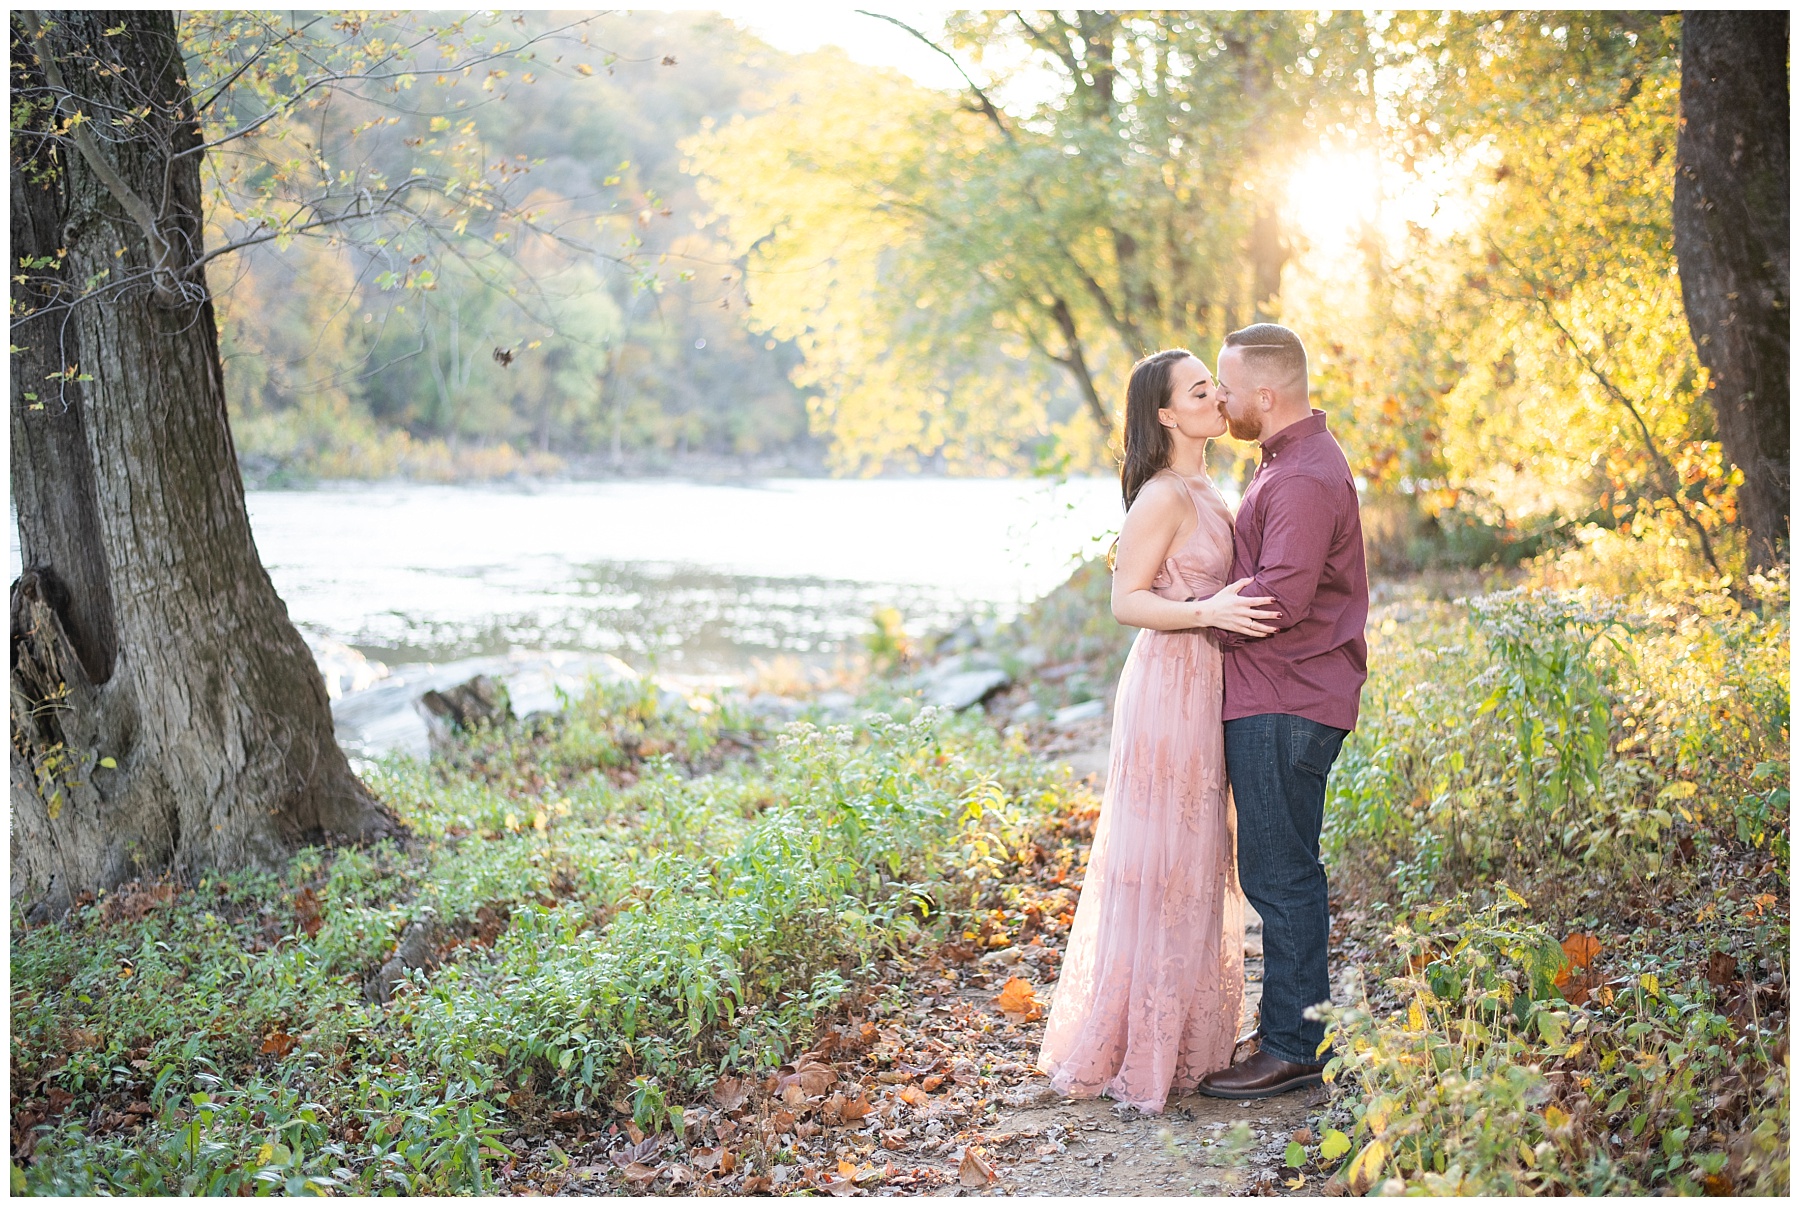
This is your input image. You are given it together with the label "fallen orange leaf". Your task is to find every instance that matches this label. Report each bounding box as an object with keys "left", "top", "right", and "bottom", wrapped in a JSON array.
[
  {"left": 995, "top": 975, "right": 1043, "bottom": 1021},
  {"left": 959, "top": 1148, "right": 996, "bottom": 1187},
  {"left": 260, "top": 1030, "right": 298, "bottom": 1057},
  {"left": 1561, "top": 933, "right": 1601, "bottom": 969},
  {"left": 710, "top": 1075, "right": 748, "bottom": 1111},
  {"left": 294, "top": 886, "right": 323, "bottom": 937},
  {"left": 776, "top": 1054, "right": 837, "bottom": 1096}
]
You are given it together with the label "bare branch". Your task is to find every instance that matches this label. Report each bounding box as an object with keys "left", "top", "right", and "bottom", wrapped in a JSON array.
[
  {"left": 854, "top": 11, "right": 1014, "bottom": 143},
  {"left": 176, "top": 20, "right": 600, "bottom": 161},
  {"left": 1011, "top": 11, "right": 1083, "bottom": 79},
  {"left": 1490, "top": 241, "right": 1725, "bottom": 577}
]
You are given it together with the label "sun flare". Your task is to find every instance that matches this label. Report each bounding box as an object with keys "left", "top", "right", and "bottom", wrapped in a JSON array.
[{"left": 1284, "top": 150, "right": 1385, "bottom": 253}]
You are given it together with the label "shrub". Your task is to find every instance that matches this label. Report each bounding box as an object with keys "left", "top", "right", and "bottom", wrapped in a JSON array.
[
  {"left": 1320, "top": 892, "right": 1788, "bottom": 1195},
  {"left": 1327, "top": 583, "right": 1788, "bottom": 900}
]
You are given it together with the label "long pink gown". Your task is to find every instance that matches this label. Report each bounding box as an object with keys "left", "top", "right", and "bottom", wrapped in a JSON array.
[{"left": 1037, "top": 472, "right": 1246, "bottom": 1114}]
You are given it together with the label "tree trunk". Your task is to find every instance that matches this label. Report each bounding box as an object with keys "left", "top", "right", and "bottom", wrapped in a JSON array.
[
  {"left": 10, "top": 11, "right": 398, "bottom": 920},
  {"left": 1250, "top": 202, "right": 1288, "bottom": 323},
  {"left": 1673, "top": 11, "right": 1789, "bottom": 570}
]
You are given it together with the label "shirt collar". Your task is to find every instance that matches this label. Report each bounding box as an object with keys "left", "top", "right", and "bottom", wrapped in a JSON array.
[{"left": 1261, "top": 408, "right": 1328, "bottom": 458}]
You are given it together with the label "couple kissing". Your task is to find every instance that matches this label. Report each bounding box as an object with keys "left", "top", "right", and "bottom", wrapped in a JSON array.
[{"left": 1037, "top": 323, "right": 1370, "bottom": 1113}]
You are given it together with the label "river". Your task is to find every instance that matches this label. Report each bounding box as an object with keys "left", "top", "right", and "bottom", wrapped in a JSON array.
[{"left": 236, "top": 478, "right": 1127, "bottom": 671}]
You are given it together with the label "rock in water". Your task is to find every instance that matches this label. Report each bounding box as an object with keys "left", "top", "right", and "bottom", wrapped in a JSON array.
[
  {"left": 301, "top": 631, "right": 390, "bottom": 700},
  {"left": 926, "top": 668, "right": 1011, "bottom": 711},
  {"left": 329, "top": 651, "right": 639, "bottom": 760}
]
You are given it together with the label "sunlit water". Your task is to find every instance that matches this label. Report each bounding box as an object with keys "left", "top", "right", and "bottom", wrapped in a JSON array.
[{"left": 214, "top": 478, "right": 1131, "bottom": 671}]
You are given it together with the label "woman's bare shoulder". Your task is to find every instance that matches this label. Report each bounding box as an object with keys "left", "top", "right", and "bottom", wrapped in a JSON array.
[{"left": 1126, "top": 472, "right": 1187, "bottom": 520}]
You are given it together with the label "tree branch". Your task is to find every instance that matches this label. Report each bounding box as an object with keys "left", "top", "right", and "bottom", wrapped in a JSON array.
[
  {"left": 1491, "top": 241, "right": 1726, "bottom": 577},
  {"left": 20, "top": 11, "right": 183, "bottom": 303},
  {"left": 1011, "top": 11, "right": 1083, "bottom": 79},
  {"left": 1041, "top": 220, "right": 1147, "bottom": 352},
  {"left": 854, "top": 11, "right": 1015, "bottom": 143},
  {"left": 1042, "top": 295, "right": 1111, "bottom": 433}
]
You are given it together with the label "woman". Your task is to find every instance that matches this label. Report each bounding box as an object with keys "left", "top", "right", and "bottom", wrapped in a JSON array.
[{"left": 1037, "top": 348, "right": 1277, "bottom": 1114}]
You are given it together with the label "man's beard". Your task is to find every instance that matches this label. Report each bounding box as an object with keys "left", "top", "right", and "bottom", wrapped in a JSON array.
[{"left": 1225, "top": 409, "right": 1263, "bottom": 442}]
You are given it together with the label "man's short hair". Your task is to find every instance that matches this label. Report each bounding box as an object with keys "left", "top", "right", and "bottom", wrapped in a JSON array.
[{"left": 1222, "top": 323, "right": 1308, "bottom": 393}]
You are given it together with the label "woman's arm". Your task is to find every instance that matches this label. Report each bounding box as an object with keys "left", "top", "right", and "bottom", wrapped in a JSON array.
[{"left": 1109, "top": 479, "right": 1280, "bottom": 635}]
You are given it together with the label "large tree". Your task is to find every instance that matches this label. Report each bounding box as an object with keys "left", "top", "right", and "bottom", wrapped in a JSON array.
[
  {"left": 1673, "top": 10, "right": 1789, "bottom": 571},
  {"left": 9, "top": 11, "right": 597, "bottom": 916},
  {"left": 9, "top": 11, "right": 400, "bottom": 918}
]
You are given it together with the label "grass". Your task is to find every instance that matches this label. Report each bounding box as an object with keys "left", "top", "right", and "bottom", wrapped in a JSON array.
[{"left": 11, "top": 683, "right": 1074, "bottom": 1195}]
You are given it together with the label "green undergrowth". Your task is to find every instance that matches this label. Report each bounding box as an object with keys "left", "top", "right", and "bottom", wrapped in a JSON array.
[
  {"left": 1310, "top": 569, "right": 1790, "bottom": 1195},
  {"left": 986, "top": 548, "right": 1788, "bottom": 1196},
  {"left": 1328, "top": 579, "right": 1789, "bottom": 894},
  {"left": 1318, "top": 892, "right": 1788, "bottom": 1195},
  {"left": 11, "top": 684, "right": 1072, "bottom": 1195}
]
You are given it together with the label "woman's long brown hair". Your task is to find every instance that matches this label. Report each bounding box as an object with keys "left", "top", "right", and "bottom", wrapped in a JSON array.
[{"left": 1119, "top": 348, "right": 1196, "bottom": 511}]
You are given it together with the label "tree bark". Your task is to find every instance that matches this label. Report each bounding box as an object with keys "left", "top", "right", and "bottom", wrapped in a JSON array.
[
  {"left": 10, "top": 11, "right": 398, "bottom": 919},
  {"left": 1673, "top": 11, "right": 1789, "bottom": 570},
  {"left": 1249, "top": 202, "right": 1288, "bottom": 323}
]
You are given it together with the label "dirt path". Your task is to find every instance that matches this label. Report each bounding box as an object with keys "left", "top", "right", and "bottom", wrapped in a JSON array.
[
  {"left": 887, "top": 734, "right": 1346, "bottom": 1198},
  {"left": 907, "top": 929, "right": 1334, "bottom": 1197}
]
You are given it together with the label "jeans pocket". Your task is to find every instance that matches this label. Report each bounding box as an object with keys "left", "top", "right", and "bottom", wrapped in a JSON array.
[{"left": 1290, "top": 725, "right": 1346, "bottom": 777}]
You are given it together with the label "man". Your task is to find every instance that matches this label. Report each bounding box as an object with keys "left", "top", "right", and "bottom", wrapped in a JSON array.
[{"left": 1195, "top": 323, "right": 1370, "bottom": 1099}]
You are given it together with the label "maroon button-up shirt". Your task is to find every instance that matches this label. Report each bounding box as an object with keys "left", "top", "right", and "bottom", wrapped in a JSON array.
[{"left": 1213, "top": 409, "right": 1369, "bottom": 731}]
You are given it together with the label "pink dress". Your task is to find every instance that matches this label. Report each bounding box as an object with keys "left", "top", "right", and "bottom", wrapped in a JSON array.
[{"left": 1037, "top": 472, "right": 1246, "bottom": 1113}]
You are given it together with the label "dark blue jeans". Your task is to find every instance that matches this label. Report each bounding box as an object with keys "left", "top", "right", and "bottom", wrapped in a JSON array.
[{"left": 1224, "top": 713, "right": 1348, "bottom": 1066}]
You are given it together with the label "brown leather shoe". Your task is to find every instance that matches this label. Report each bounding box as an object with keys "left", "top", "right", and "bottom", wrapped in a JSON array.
[{"left": 1196, "top": 1048, "right": 1327, "bottom": 1100}]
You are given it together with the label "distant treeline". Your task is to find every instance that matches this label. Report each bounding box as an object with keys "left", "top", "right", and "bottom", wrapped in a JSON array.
[{"left": 217, "top": 13, "right": 825, "bottom": 485}]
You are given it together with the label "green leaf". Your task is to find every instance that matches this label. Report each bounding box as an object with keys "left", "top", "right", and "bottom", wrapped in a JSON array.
[
  {"left": 98, "top": 756, "right": 117, "bottom": 768},
  {"left": 1535, "top": 1009, "right": 1566, "bottom": 1046},
  {"left": 1285, "top": 1141, "right": 1306, "bottom": 1168},
  {"left": 1320, "top": 1130, "right": 1351, "bottom": 1161}
]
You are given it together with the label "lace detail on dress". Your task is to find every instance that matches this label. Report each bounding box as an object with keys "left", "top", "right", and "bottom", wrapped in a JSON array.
[{"left": 1036, "top": 473, "right": 1245, "bottom": 1114}]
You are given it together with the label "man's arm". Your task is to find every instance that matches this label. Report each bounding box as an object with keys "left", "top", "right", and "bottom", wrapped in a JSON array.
[{"left": 1208, "top": 472, "right": 1338, "bottom": 650}]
